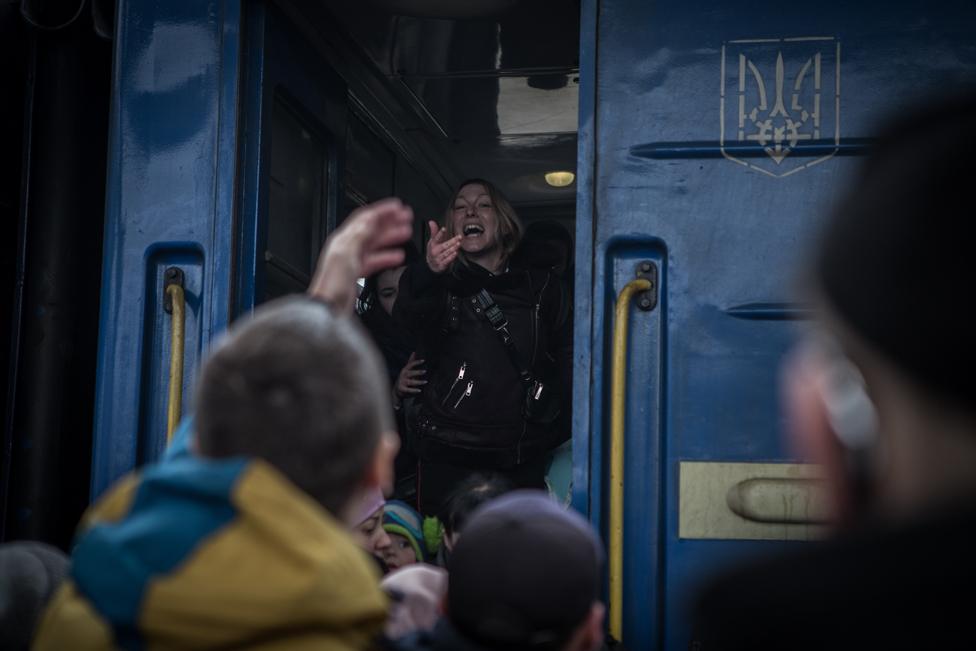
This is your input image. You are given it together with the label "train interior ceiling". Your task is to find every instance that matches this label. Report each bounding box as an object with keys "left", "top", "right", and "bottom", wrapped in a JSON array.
[
  {"left": 330, "top": 0, "right": 581, "bottom": 262},
  {"left": 0, "top": 0, "right": 581, "bottom": 547}
]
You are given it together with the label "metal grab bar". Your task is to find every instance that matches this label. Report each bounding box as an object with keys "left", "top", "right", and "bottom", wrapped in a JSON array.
[
  {"left": 609, "top": 277, "right": 652, "bottom": 641},
  {"left": 165, "top": 279, "right": 186, "bottom": 441}
]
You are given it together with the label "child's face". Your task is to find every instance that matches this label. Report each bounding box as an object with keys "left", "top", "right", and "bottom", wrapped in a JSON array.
[
  {"left": 352, "top": 508, "right": 391, "bottom": 556},
  {"left": 383, "top": 533, "right": 419, "bottom": 570}
]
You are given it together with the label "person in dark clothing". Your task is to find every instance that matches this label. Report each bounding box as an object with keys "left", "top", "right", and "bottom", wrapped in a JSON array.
[
  {"left": 522, "top": 219, "right": 574, "bottom": 279},
  {"left": 391, "top": 491, "right": 605, "bottom": 651},
  {"left": 436, "top": 472, "right": 513, "bottom": 567},
  {"left": 359, "top": 242, "right": 421, "bottom": 388},
  {"left": 687, "top": 93, "right": 976, "bottom": 650},
  {"left": 395, "top": 179, "right": 573, "bottom": 515},
  {"left": 360, "top": 242, "right": 424, "bottom": 501},
  {"left": 520, "top": 219, "right": 576, "bottom": 497}
]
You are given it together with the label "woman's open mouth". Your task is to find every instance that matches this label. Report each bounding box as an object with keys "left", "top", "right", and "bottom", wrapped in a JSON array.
[{"left": 462, "top": 224, "right": 485, "bottom": 238}]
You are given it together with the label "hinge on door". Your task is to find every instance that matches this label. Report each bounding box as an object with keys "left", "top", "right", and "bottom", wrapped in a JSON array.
[{"left": 635, "top": 261, "right": 657, "bottom": 311}]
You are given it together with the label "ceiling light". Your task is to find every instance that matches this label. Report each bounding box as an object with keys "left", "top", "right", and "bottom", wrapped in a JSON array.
[{"left": 544, "top": 171, "right": 575, "bottom": 187}]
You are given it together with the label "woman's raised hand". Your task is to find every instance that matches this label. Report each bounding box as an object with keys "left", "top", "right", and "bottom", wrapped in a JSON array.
[
  {"left": 426, "top": 220, "right": 462, "bottom": 273},
  {"left": 308, "top": 199, "right": 413, "bottom": 314}
]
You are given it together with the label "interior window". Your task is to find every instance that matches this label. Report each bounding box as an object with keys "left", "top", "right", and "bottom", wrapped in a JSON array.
[{"left": 263, "top": 93, "right": 328, "bottom": 301}]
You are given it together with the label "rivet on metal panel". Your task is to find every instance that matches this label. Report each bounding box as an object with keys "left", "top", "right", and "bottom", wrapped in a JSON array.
[
  {"left": 635, "top": 261, "right": 657, "bottom": 312},
  {"left": 163, "top": 267, "right": 185, "bottom": 314}
]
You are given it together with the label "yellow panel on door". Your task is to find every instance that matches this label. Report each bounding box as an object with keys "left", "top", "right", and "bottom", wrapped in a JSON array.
[{"left": 679, "top": 461, "right": 829, "bottom": 541}]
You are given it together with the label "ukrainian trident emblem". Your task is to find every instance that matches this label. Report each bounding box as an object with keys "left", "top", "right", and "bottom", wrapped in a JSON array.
[{"left": 720, "top": 37, "right": 841, "bottom": 177}]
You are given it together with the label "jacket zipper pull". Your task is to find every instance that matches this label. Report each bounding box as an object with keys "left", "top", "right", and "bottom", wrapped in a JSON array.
[
  {"left": 443, "top": 362, "right": 467, "bottom": 405},
  {"left": 454, "top": 381, "right": 474, "bottom": 409}
]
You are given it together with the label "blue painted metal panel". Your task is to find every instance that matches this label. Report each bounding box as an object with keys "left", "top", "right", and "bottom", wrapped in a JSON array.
[
  {"left": 571, "top": 0, "right": 598, "bottom": 523},
  {"left": 574, "top": 1, "right": 976, "bottom": 648},
  {"left": 91, "top": 0, "right": 242, "bottom": 496}
]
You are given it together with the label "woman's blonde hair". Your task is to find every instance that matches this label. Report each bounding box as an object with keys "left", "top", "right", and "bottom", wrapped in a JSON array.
[{"left": 444, "top": 178, "right": 522, "bottom": 264}]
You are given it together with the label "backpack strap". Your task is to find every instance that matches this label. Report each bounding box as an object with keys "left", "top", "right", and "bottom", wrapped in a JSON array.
[{"left": 469, "top": 289, "right": 535, "bottom": 387}]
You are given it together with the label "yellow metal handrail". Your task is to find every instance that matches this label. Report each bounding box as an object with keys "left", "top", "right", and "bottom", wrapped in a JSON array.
[
  {"left": 609, "top": 278, "right": 652, "bottom": 642},
  {"left": 166, "top": 283, "right": 186, "bottom": 441}
]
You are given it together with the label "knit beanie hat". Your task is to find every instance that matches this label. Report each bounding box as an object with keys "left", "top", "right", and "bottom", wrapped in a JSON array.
[
  {"left": 383, "top": 500, "right": 440, "bottom": 562},
  {"left": 353, "top": 486, "right": 386, "bottom": 527}
]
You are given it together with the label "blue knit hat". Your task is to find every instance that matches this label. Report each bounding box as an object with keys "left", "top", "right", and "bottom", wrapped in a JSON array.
[{"left": 383, "top": 500, "right": 440, "bottom": 562}]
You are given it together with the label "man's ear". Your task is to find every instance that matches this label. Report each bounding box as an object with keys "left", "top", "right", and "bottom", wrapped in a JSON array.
[
  {"left": 575, "top": 602, "right": 604, "bottom": 651},
  {"left": 781, "top": 347, "right": 856, "bottom": 523},
  {"left": 561, "top": 602, "right": 604, "bottom": 651},
  {"left": 364, "top": 431, "right": 400, "bottom": 497}
]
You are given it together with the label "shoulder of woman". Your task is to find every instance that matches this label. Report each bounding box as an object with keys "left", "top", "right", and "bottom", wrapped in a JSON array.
[
  {"left": 511, "top": 237, "right": 565, "bottom": 270},
  {"left": 538, "top": 271, "right": 572, "bottom": 327}
]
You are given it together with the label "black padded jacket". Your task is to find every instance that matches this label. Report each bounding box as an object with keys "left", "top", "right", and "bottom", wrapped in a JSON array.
[{"left": 393, "top": 245, "right": 572, "bottom": 468}]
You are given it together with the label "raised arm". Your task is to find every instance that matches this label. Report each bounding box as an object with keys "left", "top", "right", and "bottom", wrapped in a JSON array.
[{"left": 308, "top": 199, "right": 413, "bottom": 314}]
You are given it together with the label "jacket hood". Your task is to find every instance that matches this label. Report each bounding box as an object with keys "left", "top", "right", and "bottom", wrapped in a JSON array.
[{"left": 35, "top": 456, "right": 387, "bottom": 650}]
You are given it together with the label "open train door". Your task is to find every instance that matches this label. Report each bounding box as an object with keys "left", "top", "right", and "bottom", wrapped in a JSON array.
[
  {"left": 571, "top": 1, "right": 976, "bottom": 648},
  {"left": 90, "top": 0, "right": 347, "bottom": 493}
]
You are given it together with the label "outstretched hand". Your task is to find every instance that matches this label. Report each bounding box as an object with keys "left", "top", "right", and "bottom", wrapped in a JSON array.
[
  {"left": 426, "top": 220, "right": 462, "bottom": 273},
  {"left": 308, "top": 199, "right": 413, "bottom": 315}
]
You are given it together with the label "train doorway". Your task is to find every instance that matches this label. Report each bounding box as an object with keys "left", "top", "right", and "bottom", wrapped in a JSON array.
[
  {"left": 238, "top": 1, "right": 583, "bottom": 503},
  {"left": 1, "top": 3, "right": 112, "bottom": 549}
]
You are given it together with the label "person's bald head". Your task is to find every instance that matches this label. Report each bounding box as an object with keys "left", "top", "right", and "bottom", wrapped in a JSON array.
[{"left": 813, "top": 93, "right": 975, "bottom": 416}]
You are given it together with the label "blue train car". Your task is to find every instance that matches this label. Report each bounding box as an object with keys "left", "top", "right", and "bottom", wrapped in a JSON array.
[{"left": 3, "top": 1, "right": 975, "bottom": 649}]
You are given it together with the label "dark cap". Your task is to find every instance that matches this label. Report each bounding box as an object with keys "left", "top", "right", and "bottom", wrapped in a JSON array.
[
  {"left": 0, "top": 542, "right": 69, "bottom": 649},
  {"left": 446, "top": 490, "right": 604, "bottom": 650}
]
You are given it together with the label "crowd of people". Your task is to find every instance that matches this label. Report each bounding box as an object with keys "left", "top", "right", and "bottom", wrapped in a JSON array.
[{"left": 0, "top": 94, "right": 974, "bottom": 649}]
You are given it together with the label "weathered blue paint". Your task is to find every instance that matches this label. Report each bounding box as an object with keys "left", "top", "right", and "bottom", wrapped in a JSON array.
[
  {"left": 570, "top": 0, "right": 598, "bottom": 523},
  {"left": 574, "top": 1, "right": 976, "bottom": 648},
  {"left": 91, "top": 0, "right": 242, "bottom": 496},
  {"left": 233, "top": 2, "right": 268, "bottom": 315}
]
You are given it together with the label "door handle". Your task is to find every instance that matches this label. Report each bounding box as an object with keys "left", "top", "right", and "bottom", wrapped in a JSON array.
[
  {"left": 609, "top": 272, "right": 654, "bottom": 642},
  {"left": 726, "top": 477, "right": 830, "bottom": 524},
  {"left": 164, "top": 267, "right": 186, "bottom": 441},
  {"left": 678, "top": 462, "right": 827, "bottom": 540}
]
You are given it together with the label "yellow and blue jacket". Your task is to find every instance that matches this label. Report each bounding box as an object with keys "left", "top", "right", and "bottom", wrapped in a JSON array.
[{"left": 33, "top": 453, "right": 388, "bottom": 650}]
